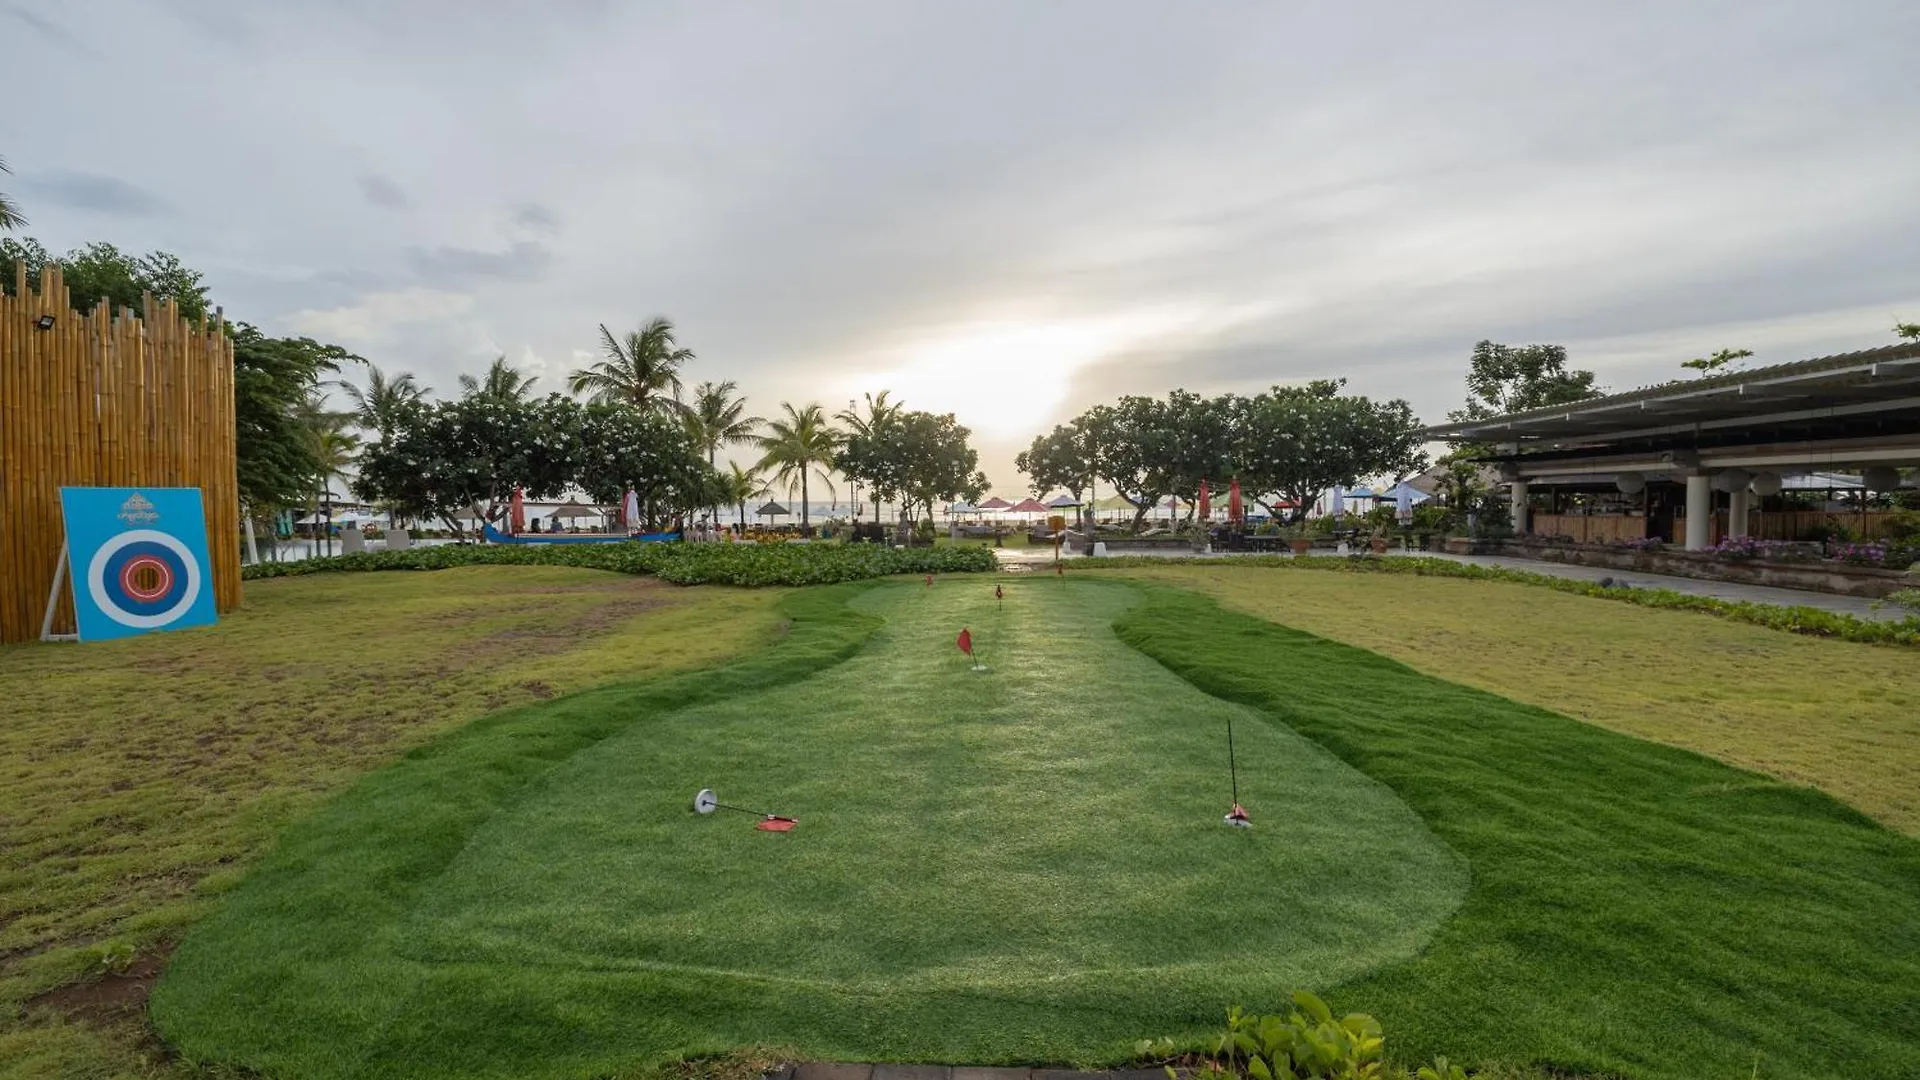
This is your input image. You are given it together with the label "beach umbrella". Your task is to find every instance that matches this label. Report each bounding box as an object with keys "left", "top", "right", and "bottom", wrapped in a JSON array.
[
  {"left": 510, "top": 486, "right": 526, "bottom": 533},
  {"left": 551, "top": 500, "right": 597, "bottom": 521},
  {"left": 623, "top": 487, "right": 639, "bottom": 529},
  {"left": 1008, "top": 497, "right": 1050, "bottom": 520},
  {"left": 1045, "top": 494, "right": 1080, "bottom": 509},
  {"left": 979, "top": 496, "right": 1013, "bottom": 511},
  {"left": 948, "top": 501, "right": 978, "bottom": 516},
  {"left": 1395, "top": 482, "right": 1414, "bottom": 522},
  {"left": 1229, "top": 478, "right": 1244, "bottom": 523},
  {"left": 755, "top": 501, "right": 789, "bottom": 521},
  {"left": 1197, "top": 479, "right": 1211, "bottom": 522},
  {"left": 1330, "top": 485, "right": 1345, "bottom": 517}
]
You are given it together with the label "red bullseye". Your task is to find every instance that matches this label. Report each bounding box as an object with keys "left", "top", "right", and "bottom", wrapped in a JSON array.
[{"left": 119, "top": 555, "right": 173, "bottom": 602}]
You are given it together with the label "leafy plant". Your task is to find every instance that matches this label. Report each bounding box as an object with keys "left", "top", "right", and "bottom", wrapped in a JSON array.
[
  {"left": 1415, "top": 1057, "right": 1468, "bottom": 1080},
  {"left": 1175, "top": 994, "right": 1386, "bottom": 1080}
]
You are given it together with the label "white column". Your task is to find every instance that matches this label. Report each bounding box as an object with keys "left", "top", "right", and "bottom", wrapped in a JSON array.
[
  {"left": 1509, "top": 480, "right": 1530, "bottom": 535},
  {"left": 1684, "top": 473, "right": 1712, "bottom": 550},
  {"left": 1727, "top": 487, "right": 1750, "bottom": 539}
]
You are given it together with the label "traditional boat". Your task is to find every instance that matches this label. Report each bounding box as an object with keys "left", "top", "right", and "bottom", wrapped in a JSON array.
[{"left": 481, "top": 523, "right": 680, "bottom": 545}]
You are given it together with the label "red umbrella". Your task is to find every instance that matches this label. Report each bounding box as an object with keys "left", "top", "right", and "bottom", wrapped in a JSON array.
[
  {"left": 510, "top": 486, "right": 526, "bottom": 534},
  {"left": 1198, "top": 479, "right": 1211, "bottom": 521},
  {"left": 1229, "top": 478, "right": 1244, "bottom": 522}
]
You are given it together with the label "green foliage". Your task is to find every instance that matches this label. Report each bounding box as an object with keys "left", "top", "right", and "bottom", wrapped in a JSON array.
[
  {"left": 232, "top": 324, "right": 362, "bottom": 511},
  {"left": 1415, "top": 1057, "right": 1468, "bottom": 1080},
  {"left": 686, "top": 379, "right": 762, "bottom": 467},
  {"left": 574, "top": 401, "right": 723, "bottom": 521},
  {"left": 339, "top": 364, "right": 430, "bottom": 437},
  {"left": 571, "top": 317, "right": 694, "bottom": 414},
  {"left": 1680, "top": 347, "right": 1753, "bottom": 375},
  {"left": 353, "top": 392, "right": 588, "bottom": 527},
  {"left": 1236, "top": 382, "right": 1426, "bottom": 521},
  {"left": 1082, "top": 554, "right": 1920, "bottom": 647},
  {"left": 1212, "top": 994, "right": 1385, "bottom": 1080},
  {"left": 754, "top": 401, "right": 841, "bottom": 532},
  {"left": 240, "top": 537, "right": 997, "bottom": 586},
  {"left": 0, "top": 154, "right": 23, "bottom": 231},
  {"left": 837, "top": 394, "right": 988, "bottom": 522},
  {"left": 458, "top": 354, "right": 539, "bottom": 403},
  {"left": 1895, "top": 321, "right": 1919, "bottom": 343},
  {"left": 1449, "top": 340, "right": 1599, "bottom": 420},
  {"left": 0, "top": 236, "right": 210, "bottom": 322},
  {"left": 1017, "top": 422, "right": 1096, "bottom": 508}
]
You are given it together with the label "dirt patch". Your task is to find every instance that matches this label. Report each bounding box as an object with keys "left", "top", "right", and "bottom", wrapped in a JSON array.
[
  {"left": 29, "top": 941, "right": 174, "bottom": 1026},
  {"left": 521, "top": 680, "right": 556, "bottom": 699}
]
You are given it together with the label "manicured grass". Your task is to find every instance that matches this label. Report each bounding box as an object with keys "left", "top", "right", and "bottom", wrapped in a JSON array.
[
  {"left": 1117, "top": 586, "right": 1920, "bottom": 1080},
  {"left": 0, "top": 567, "right": 783, "bottom": 1078},
  {"left": 152, "top": 580, "right": 1465, "bottom": 1079},
  {"left": 1120, "top": 564, "right": 1920, "bottom": 835}
]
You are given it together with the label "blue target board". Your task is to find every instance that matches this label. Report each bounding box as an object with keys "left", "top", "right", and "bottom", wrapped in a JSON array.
[{"left": 57, "top": 487, "right": 217, "bottom": 642}]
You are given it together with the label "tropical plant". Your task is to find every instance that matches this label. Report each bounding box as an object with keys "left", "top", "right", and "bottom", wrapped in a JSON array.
[
  {"left": 0, "top": 155, "right": 24, "bottom": 231},
  {"left": 1896, "top": 321, "right": 1919, "bottom": 343},
  {"left": 458, "top": 355, "right": 538, "bottom": 403},
  {"left": 753, "top": 402, "right": 841, "bottom": 536},
  {"left": 0, "top": 237, "right": 209, "bottom": 321},
  {"left": 1448, "top": 340, "right": 1600, "bottom": 420},
  {"left": 569, "top": 317, "right": 694, "bottom": 415},
  {"left": 721, "top": 461, "right": 767, "bottom": 534},
  {"left": 340, "top": 365, "right": 429, "bottom": 436},
  {"left": 686, "top": 380, "right": 761, "bottom": 468},
  {"left": 298, "top": 391, "right": 361, "bottom": 555}
]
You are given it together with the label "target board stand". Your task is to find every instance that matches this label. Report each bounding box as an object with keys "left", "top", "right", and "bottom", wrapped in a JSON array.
[{"left": 43, "top": 488, "right": 218, "bottom": 643}]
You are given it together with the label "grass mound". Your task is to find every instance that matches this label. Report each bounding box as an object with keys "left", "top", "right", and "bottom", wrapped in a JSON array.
[
  {"left": 1117, "top": 586, "right": 1920, "bottom": 1080},
  {"left": 242, "top": 539, "right": 999, "bottom": 586},
  {"left": 152, "top": 580, "right": 1462, "bottom": 1079}
]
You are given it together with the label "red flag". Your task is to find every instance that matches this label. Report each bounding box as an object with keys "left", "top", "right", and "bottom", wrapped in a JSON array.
[
  {"left": 957, "top": 627, "right": 973, "bottom": 655},
  {"left": 925, "top": 574, "right": 933, "bottom": 587},
  {"left": 994, "top": 584, "right": 1003, "bottom": 601},
  {"left": 1198, "top": 479, "right": 1211, "bottom": 521}
]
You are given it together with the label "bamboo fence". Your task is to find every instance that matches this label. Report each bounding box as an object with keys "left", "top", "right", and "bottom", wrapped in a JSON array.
[{"left": 0, "top": 264, "right": 240, "bottom": 644}]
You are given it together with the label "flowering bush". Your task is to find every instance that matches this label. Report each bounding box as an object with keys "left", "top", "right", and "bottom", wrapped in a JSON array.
[
  {"left": 1831, "top": 541, "right": 1917, "bottom": 570},
  {"left": 1709, "top": 536, "right": 1814, "bottom": 563},
  {"left": 1609, "top": 536, "right": 1666, "bottom": 551}
]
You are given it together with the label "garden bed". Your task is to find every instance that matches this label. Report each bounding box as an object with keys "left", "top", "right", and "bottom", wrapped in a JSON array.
[{"left": 1496, "top": 539, "right": 1917, "bottom": 598}]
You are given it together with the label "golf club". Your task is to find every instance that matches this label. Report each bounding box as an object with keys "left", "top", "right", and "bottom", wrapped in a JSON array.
[{"left": 693, "top": 788, "right": 797, "bottom": 831}]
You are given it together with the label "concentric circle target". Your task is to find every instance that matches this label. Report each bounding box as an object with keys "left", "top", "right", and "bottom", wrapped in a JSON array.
[{"left": 86, "top": 529, "right": 202, "bottom": 629}]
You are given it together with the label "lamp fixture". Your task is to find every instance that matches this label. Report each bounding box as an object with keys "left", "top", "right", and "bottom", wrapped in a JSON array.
[{"left": 33, "top": 314, "right": 55, "bottom": 331}]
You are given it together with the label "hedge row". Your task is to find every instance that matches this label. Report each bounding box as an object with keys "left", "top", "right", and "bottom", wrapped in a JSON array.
[
  {"left": 1083, "top": 553, "right": 1920, "bottom": 648},
  {"left": 241, "top": 541, "right": 998, "bottom": 587}
]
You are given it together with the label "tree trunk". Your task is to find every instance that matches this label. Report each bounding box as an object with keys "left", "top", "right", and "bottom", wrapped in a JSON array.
[{"left": 800, "top": 469, "right": 811, "bottom": 537}]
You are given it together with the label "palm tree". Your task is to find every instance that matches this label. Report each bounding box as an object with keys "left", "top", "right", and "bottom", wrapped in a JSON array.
[
  {"left": 687, "top": 380, "right": 761, "bottom": 467},
  {"left": 459, "top": 355, "right": 538, "bottom": 402},
  {"left": 569, "top": 317, "right": 694, "bottom": 416},
  {"left": 298, "top": 391, "right": 360, "bottom": 556},
  {"left": 339, "top": 365, "right": 429, "bottom": 435},
  {"left": 836, "top": 391, "right": 902, "bottom": 522},
  {"left": 754, "top": 402, "right": 840, "bottom": 537},
  {"left": 722, "top": 461, "right": 767, "bottom": 535},
  {"left": 0, "top": 156, "right": 24, "bottom": 232}
]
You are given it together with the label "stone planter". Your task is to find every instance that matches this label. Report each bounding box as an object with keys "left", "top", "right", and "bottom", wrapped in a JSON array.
[
  {"left": 1288, "top": 538, "right": 1312, "bottom": 556},
  {"left": 1369, "top": 536, "right": 1389, "bottom": 555},
  {"left": 384, "top": 528, "right": 412, "bottom": 551}
]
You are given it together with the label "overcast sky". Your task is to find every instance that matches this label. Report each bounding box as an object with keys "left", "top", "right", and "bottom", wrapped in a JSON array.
[{"left": 10, "top": 0, "right": 1920, "bottom": 490}]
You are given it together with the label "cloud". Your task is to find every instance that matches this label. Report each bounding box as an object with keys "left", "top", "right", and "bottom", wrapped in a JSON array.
[
  {"left": 407, "top": 240, "right": 551, "bottom": 284},
  {"left": 357, "top": 174, "right": 409, "bottom": 209},
  {"left": 22, "top": 171, "right": 167, "bottom": 217},
  {"left": 286, "top": 288, "right": 475, "bottom": 344},
  {"left": 3, "top": 4, "right": 95, "bottom": 54},
  {"left": 510, "top": 203, "right": 559, "bottom": 234}
]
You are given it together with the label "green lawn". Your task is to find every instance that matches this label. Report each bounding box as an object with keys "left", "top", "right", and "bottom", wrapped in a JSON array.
[
  {"left": 1117, "top": 586, "right": 1920, "bottom": 1080},
  {"left": 0, "top": 567, "right": 784, "bottom": 1079},
  {"left": 152, "top": 580, "right": 1465, "bottom": 1078},
  {"left": 1121, "top": 564, "right": 1920, "bottom": 834}
]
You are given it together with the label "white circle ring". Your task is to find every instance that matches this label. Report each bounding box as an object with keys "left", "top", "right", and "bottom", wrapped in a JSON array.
[{"left": 87, "top": 529, "right": 203, "bottom": 629}]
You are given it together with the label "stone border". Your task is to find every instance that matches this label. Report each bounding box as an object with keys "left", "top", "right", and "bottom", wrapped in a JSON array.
[
  {"left": 1487, "top": 539, "right": 1915, "bottom": 598},
  {"left": 785, "top": 1065, "right": 1174, "bottom": 1080}
]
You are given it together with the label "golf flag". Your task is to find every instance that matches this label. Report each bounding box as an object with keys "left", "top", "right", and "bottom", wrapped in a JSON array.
[
  {"left": 994, "top": 584, "right": 1003, "bottom": 602},
  {"left": 957, "top": 627, "right": 973, "bottom": 655},
  {"left": 1198, "top": 479, "right": 1210, "bottom": 521}
]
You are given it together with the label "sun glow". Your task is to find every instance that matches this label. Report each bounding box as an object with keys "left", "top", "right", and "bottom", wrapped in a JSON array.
[{"left": 851, "top": 313, "right": 1187, "bottom": 439}]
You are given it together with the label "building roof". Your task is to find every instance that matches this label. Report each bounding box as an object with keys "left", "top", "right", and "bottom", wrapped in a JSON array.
[{"left": 1425, "top": 342, "right": 1920, "bottom": 450}]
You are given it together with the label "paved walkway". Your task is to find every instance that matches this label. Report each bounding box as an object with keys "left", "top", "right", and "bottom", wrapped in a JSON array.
[
  {"left": 785, "top": 1064, "right": 1164, "bottom": 1080},
  {"left": 997, "top": 546, "right": 1902, "bottom": 622}
]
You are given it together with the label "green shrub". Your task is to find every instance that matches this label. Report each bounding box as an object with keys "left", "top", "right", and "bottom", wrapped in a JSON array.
[{"left": 241, "top": 541, "right": 996, "bottom": 587}]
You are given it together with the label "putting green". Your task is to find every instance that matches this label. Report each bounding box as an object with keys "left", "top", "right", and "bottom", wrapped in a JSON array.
[{"left": 154, "top": 580, "right": 1464, "bottom": 1078}]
